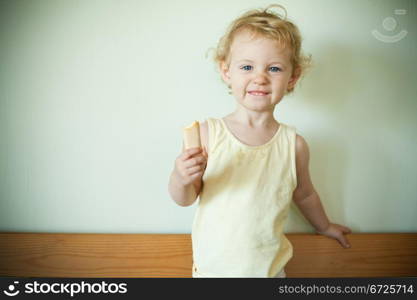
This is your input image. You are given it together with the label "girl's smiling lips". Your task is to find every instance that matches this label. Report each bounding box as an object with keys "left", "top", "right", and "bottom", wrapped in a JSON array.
[{"left": 248, "top": 90, "right": 269, "bottom": 96}]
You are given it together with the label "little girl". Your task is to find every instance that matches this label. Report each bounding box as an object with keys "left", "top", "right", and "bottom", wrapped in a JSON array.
[{"left": 168, "top": 4, "right": 351, "bottom": 278}]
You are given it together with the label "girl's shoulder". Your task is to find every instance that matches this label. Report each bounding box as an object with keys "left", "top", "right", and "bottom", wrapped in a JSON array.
[{"left": 199, "top": 117, "right": 233, "bottom": 155}]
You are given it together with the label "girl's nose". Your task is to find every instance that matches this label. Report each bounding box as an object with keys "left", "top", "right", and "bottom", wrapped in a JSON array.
[{"left": 253, "top": 72, "right": 268, "bottom": 85}]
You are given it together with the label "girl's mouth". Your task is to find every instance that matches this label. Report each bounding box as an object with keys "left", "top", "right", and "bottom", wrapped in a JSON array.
[{"left": 248, "top": 91, "right": 269, "bottom": 96}]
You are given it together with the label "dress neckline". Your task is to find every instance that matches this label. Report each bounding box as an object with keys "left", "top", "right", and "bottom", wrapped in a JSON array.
[{"left": 219, "top": 118, "right": 283, "bottom": 149}]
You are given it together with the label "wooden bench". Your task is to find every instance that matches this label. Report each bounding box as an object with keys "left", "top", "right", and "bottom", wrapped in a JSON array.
[{"left": 0, "top": 233, "right": 416, "bottom": 277}]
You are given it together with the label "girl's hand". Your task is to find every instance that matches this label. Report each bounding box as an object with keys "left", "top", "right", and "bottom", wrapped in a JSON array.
[
  {"left": 174, "top": 147, "right": 207, "bottom": 186},
  {"left": 317, "top": 223, "right": 352, "bottom": 249}
]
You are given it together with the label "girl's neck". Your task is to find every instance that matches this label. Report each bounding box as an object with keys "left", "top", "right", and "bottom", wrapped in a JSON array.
[{"left": 225, "top": 109, "right": 278, "bottom": 129}]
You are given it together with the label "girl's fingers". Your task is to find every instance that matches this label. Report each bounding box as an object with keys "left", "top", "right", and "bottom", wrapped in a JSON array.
[
  {"left": 181, "top": 147, "right": 202, "bottom": 160},
  {"left": 190, "top": 170, "right": 204, "bottom": 178},
  {"left": 342, "top": 226, "right": 352, "bottom": 234},
  {"left": 336, "top": 224, "right": 352, "bottom": 234},
  {"left": 187, "top": 165, "right": 202, "bottom": 175},
  {"left": 184, "top": 155, "right": 207, "bottom": 168},
  {"left": 338, "top": 234, "right": 351, "bottom": 248}
]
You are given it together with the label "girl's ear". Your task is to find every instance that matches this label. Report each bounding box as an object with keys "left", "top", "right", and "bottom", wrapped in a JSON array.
[
  {"left": 287, "top": 66, "right": 301, "bottom": 91},
  {"left": 219, "top": 61, "right": 231, "bottom": 85}
]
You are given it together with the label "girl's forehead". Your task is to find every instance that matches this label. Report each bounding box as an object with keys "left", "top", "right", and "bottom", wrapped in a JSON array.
[
  {"left": 229, "top": 32, "right": 291, "bottom": 62},
  {"left": 232, "top": 30, "right": 286, "bottom": 50}
]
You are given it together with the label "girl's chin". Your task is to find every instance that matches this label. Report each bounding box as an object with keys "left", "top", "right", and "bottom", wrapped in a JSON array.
[{"left": 239, "top": 102, "right": 275, "bottom": 112}]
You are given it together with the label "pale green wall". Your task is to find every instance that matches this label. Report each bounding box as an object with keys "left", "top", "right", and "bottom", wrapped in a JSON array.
[{"left": 0, "top": 0, "right": 416, "bottom": 233}]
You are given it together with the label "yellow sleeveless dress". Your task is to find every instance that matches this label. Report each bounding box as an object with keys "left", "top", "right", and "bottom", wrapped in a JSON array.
[{"left": 191, "top": 117, "right": 297, "bottom": 277}]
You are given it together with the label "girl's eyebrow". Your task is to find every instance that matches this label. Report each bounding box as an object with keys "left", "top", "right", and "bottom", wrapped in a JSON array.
[{"left": 236, "top": 59, "right": 284, "bottom": 64}]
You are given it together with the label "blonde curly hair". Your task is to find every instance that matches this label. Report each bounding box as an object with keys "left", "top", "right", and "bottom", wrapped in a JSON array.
[{"left": 210, "top": 4, "right": 312, "bottom": 94}]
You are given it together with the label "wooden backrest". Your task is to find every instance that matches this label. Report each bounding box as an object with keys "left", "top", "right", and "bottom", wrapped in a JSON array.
[{"left": 0, "top": 233, "right": 416, "bottom": 277}]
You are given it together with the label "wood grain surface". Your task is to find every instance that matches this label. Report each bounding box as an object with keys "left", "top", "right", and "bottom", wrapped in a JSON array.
[{"left": 0, "top": 233, "right": 416, "bottom": 278}]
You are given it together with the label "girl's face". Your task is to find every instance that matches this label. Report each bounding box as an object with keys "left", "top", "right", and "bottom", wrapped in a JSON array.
[{"left": 220, "top": 30, "right": 299, "bottom": 112}]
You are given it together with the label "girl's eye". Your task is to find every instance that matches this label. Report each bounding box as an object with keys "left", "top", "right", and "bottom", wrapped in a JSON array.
[
  {"left": 269, "top": 67, "right": 282, "bottom": 72},
  {"left": 240, "top": 65, "right": 282, "bottom": 72}
]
